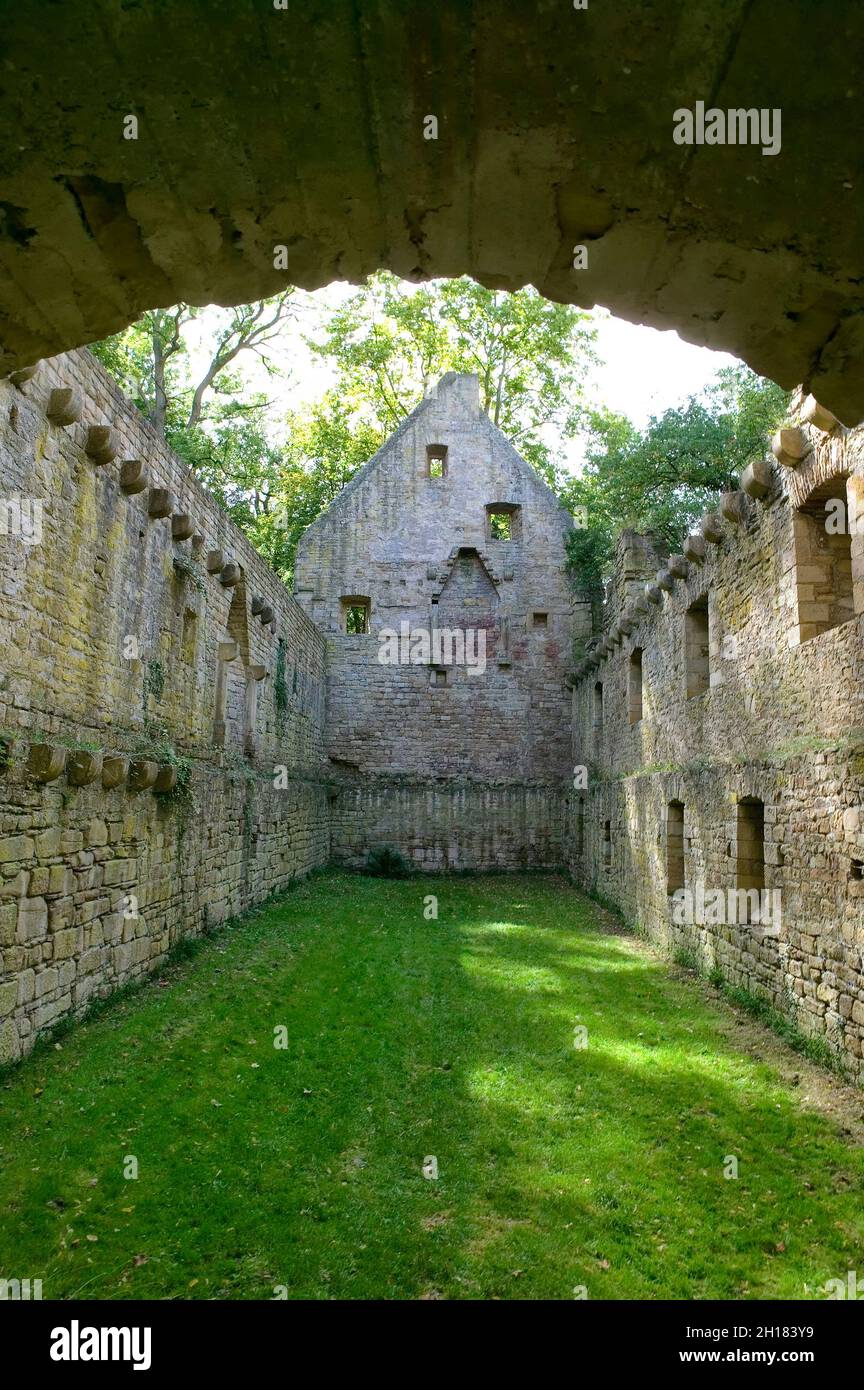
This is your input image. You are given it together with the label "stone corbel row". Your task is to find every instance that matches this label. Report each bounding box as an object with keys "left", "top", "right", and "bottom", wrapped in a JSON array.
[
  {"left": 5, "top": 740, "right": 178, "bottom": 794},
  {"left": 571, "top": 449, "right": 786, "bottom": 684},
  {"left": 36, "top": 375, "right": 206, "bottom": 552},
  {"left": 770, "top": 395, "right": 839, "bottom": 468},
  {"left": 205, "top": 549, "right": 278, "bottom": 634},
  {"left": 34, "top": 370, "right": 279, "bottom": 639}
]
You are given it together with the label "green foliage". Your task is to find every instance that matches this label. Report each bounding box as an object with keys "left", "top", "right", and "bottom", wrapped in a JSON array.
[
  {"left": 563, "top": 366, "right": 790, "bottom": 586},
  {"left": 364, "top": 845, "right": 410, "bottom": 878},
  {"left": 312, "top": 271, "right": 597, "bottom": 488},
  {"left": 144, "top": 659, "right": 165, "bottom": 705},
  {"left": 133, "top": 724, "right": 194, "bottom": 813},
  {"left": 564, "top": 524, "right": 612, "bottom": 593},
  {"left": 56, "top": 734, "right": 102, "bottom": 752},
  {"left": 91, "top": 281, "right": 788, "bottom": 601}
]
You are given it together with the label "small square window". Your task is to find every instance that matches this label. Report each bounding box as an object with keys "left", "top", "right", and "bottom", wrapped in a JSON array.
[
  {"left": 533, "top": 612, "right": 548, "bottom": 628},
  {"left": 431, "top": 668, "right": 448, "bottom": 688},
  {"left": 427, "top": 445, "right": 448, "bottom": 478},
  {"left": 486, "top": 503, "right": 521, "bottom": 541},
  {"left": 341, "top": 596, "right": 371, "bottom": 634},
  {"left": 850, "top": 860, "right": 863, "bottom": 882}
]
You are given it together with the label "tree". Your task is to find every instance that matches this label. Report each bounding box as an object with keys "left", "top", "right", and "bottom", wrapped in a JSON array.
[
  {"left": 311, "top": 272, "right": 597, "bottom": 486},
  {"left": 562, "top": 365, "right": 790, "bottom": 588},
  {"left": 90, "top": 293, "right": 295, "bottom": 439}
]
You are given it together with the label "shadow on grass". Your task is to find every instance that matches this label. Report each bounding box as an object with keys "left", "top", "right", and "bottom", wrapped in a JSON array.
[{"left": 0, "top": 871, "right": 861, "bottom": 1301}]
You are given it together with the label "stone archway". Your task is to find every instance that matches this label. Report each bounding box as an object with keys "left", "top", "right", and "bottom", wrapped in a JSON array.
[{"left": 2, "top": 2, "right": 864, "bottom": 419}]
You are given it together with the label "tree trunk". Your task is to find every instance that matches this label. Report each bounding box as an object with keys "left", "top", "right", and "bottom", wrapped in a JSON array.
[{"left": 152, "top": 323, "right": 167, "bottom": 435}]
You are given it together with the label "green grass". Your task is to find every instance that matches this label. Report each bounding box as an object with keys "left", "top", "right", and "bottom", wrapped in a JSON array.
[{"left": 0, "top": 870, "right": 862, "bottom": 1301}]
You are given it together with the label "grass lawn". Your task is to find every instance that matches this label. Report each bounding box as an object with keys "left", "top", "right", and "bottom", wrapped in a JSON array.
[{"left": 0, "top": 869, "right": 862, "bottom": 1301}]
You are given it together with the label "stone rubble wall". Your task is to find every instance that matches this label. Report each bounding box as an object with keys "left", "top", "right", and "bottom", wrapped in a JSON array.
[
  {"left": 330, "top": 776, "right": 565, "bottom": 872},
  {"left": 0, "top": 349, "right": 331, "bottom": 1064},
  {"left": 568, "top": 396, "right": 864, "bottom": 1082}
]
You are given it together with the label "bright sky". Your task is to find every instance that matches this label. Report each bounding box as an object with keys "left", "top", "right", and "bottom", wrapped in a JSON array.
[{"left": 184, "top": 281, "right": 740, "bottom": 473}]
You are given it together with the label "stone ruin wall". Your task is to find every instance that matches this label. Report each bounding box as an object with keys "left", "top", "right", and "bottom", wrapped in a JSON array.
[
  {"left": 5, "top": 343, "right": 864, "bottom": 1088},
  {"left": 567, "top": 396, "right": 864, "bottom": 1082},
  {"left": 294, "top": 372, "right": 582, "bottom": 870},
  {"left": 0, "top": 349, "right": 331, "bottom": 1064}
]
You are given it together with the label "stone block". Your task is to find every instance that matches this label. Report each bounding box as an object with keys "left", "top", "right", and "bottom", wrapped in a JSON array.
[
  {"left": 85, "top": 424, "right": 117, "bottom": 465},
  {"left": 0, "top": 1019, "right": 19, "bottom": 1065},
  {"left": 8, "top": 362, "right": 40, "bottom": 385},
  {"left": 771, "top": 427, "right": 806, "bottom": 468},
  {"left": 171, "top": 513, "right": 195, "bottom": 541},
  {"left": 16, "top": 895, "right": 47, "bottom": 939},
  {"left": 683, "top": 533, "right": 706, "bottom": 563},
  {"left": 0, "top": 834, "right": 34, "bottom": 863},
  {"left": 47, "top": 386, "right": 83, "bottom": 426},
  {"left": 741, "top": 458, "right": 773, "bottom": 499},
  {"left": 800, "top": 395, "right": 838, "bottom": 433},
  {"left": 86, "top": 818, "right": 109, "bottom": 847},
  {"left": 148, "top": 488, "right": 173, "bottom": 518},
  {"left": 101, "top": 757, "right": 129, "bottom": 790},
  {"left": 128, "top": 760, "right": 157, "bottom": 792},
  {"left": 103, "top": 859, "right": 138, "bottom": 888},
  {"left": 700, "top": 512, "right": 724, "bottom": 544},
  {"left": 119, "top": 459, "right": 148, "bottom": 494},
  {"left": 154, "top": 765, "right": 177, "bottom": 794},
  {"left": 67, "top": 749, "right": 103, "bottom": 787},
  {"left": 27, "top": 743, "right": 67, "bottom": 783},
  {"left": 0, "top": 980, "right": 18, "bottom": 1016},
  {"left": 720, "top": 490, "right": 748, "bottom": 525}
]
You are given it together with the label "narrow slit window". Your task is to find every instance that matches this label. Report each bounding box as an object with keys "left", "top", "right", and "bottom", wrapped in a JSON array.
[
  {"left": 736, "top": 797, "right": 765, "bottom": 924},
  {"left": 593, "top": 681, "right": 603, "bottom": 739},
  {"left": 685, "top": 594, "right": 710, "bottom": 698},
  {"left": 603, "top": 819, "right": 612, "bottom": 869},
  {"left": 628, "top": 647, "right": 643, "bottom": 724},
  {"left": 666, "top": 800, "right": 684, "bottom": 894}
]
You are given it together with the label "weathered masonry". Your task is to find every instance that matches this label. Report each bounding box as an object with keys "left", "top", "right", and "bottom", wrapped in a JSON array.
[
  {"left": 3, "top": 350, "right": 864, "bottom": 1087},
  {"left": 0, "top": 350, "right": 330, "bottom": 1065},
  {"left": 294, "top": 372, "right": 580, "bottom": 870},
  {"left": 568, "top": 393, "right": 864, "bottom": 1083},
  {"left": 3, "top": 2, "right": 864, "bottom": 423},
  {"left": 0, "top": 355, "right": 578, "bottom": 1062}
]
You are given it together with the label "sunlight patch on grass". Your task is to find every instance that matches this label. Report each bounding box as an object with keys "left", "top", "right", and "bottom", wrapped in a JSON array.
[{"left": 0, "top": 870, "right": 861, "bottom": 1301}]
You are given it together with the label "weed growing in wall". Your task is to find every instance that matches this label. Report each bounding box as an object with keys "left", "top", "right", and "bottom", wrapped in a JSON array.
[
  {"left": 172, "top": 551, "right": 207, "bottom": 594},
  {"left": 143, "top": 658, "right": 166, "bottom": 709}
]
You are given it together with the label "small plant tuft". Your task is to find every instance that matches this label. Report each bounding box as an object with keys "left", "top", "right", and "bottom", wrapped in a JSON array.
[
  {"left": 365, "top": 846, "right": 410, "bottom": 878},
  {"left": 673, "top": 946, "right": 700, "bottom": 972}
]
